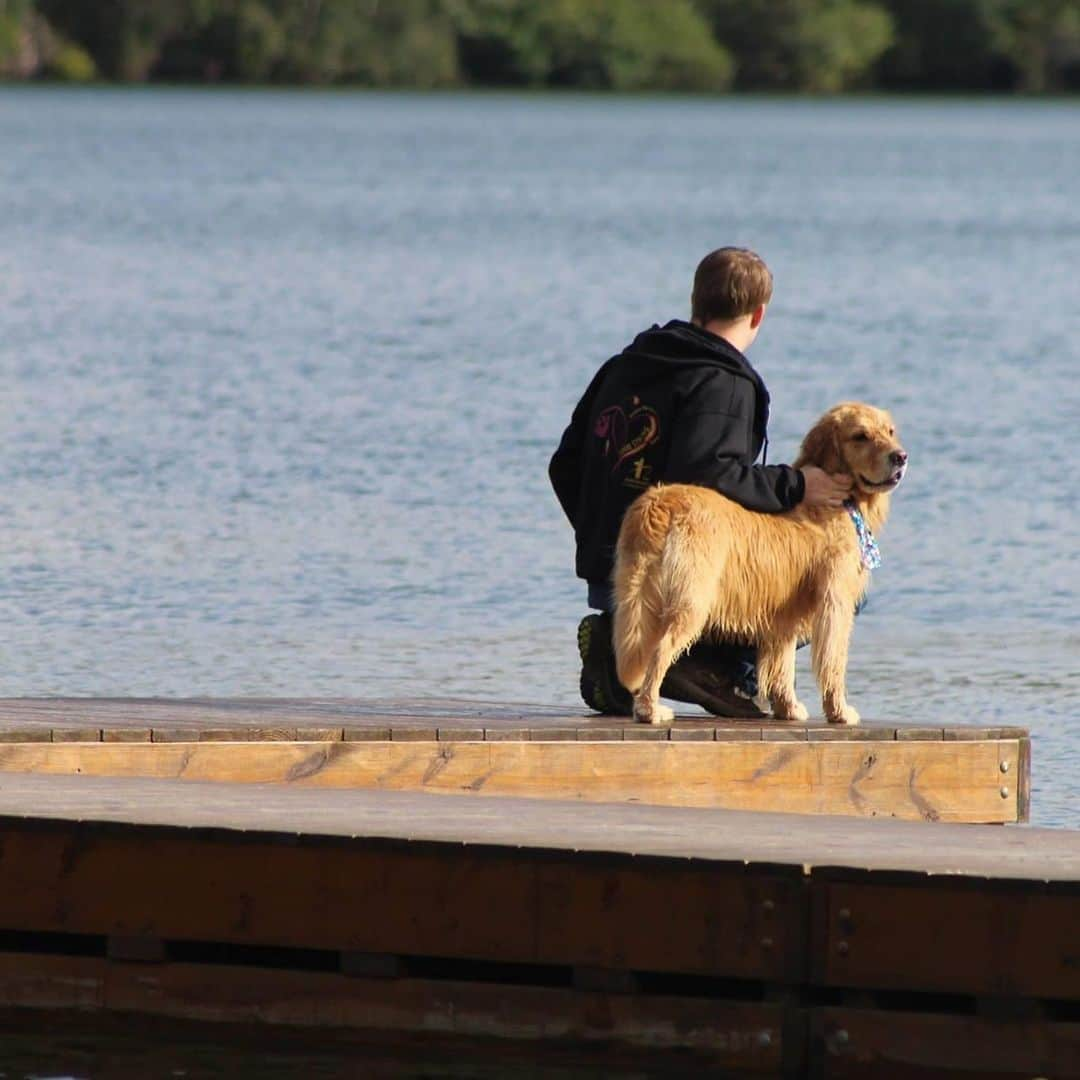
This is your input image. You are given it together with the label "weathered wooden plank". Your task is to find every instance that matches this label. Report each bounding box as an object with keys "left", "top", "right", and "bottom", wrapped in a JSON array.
[
  {"left": 0, "top": 775, "right": 1073, "bottom": 881},
  {"left": 818, "top": 879, "right": 1080, "bottom": 1000},
  {"left": 390, "top": 727, "right": 439, "bottom": 742},
  {"left": 818, "top": 1006, "right": 1080, "bottom": 1078},
  {"left": 294, "top": 726, "right": 344, "bottom": 742},
  {"left": 895, "top": 726, "right": 945, "bottom": 741},
  {"left": 0, "top": 698, "right": 1016, "bottom": 744},
  {"left": 0, "top": 823, "right": 802, "bottom": 983},
  {"left": 0, "top": 953, "right": 787, "bottom": 1069},
  {"left": 0, "top": 728, "right": 50, "bottom": 743},
  {"left": 944, "top": 726, "right": 1029, "bottom": 741},
  {"left": 195, "top": 727, "right": 297, "bottom": 742},
  {"left": 0, "top": 953, "right": 104, "bottom": 1010},
  {"left": 716, "top": 725, "right": 764, "bottom": 742},
  {"left": 669, "top": 727, "right": 714, "bottom": 742},
  {"left": 535, "top": 860, "right": 803, "bottom": 981},
  {"left": 763, "top": 728, "right": 808, "bottom": 742},
  {"left": 529, "top": 727, "right": 578, "bottom": 741},
  {"left": 1017, "top": 736, "right": 1032, "bottom": 824},
  {"left": 621, "top": 726, "right": 669, "bottom": 741},
  {"left": 580, "top": 726, "right": 624, "bottom": 741},
  {"left": 151, "top": 728, "right": 202, "bottom": 743},
  {"left": 0, "top": 739, "right": 1022, "bottom": 822},
  {"left": 342, "top": 725, "right": 391, "bottom": 741},
  {"left": 51, "top": 727, "right": 102, "bottom": 743},
  {"left": 437, "top": 727, "right": 486, "bottom": 742},
  {"left": 807, "top": 726, "right": 883, "bottom": 741},
  {"left": 102, "top": 727, "right": 153, "bottom": 743}
]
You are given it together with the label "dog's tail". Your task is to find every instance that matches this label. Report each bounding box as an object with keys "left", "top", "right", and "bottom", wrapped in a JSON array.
[{"left": 612, "top": 489, "right": 672, "bottom": 692}]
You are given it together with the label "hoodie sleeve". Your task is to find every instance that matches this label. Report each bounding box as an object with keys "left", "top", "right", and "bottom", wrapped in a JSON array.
[
  {"left": 548, "top": 359, "right": 610, "bottom": 525},
  {"left": 664, "top": 373, "right": 805, "bottom": 513}
]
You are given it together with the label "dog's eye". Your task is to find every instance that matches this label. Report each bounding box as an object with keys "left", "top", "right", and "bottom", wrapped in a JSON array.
[
  {"left": 888, "top": 427, "right": 896, "bottom": 437},
  {"left": 852, "top": 432, "right": 869, "bottom": 442}
]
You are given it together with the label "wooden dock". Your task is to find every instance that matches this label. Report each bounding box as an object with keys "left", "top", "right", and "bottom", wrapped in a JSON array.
[
  {"left": 0, "top": 698, "right": 1071, "bottom": 1076},
  {"left": 0, "top": 770, "right": 1076, "bottom": 1077},
  {"left": 0, "top": 698, "right": 1031, "bottom": 822}
]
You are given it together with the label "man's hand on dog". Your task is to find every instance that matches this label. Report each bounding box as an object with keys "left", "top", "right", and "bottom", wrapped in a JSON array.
[{"left": 801, "top": 466, "right": 852, "bottom": 510}]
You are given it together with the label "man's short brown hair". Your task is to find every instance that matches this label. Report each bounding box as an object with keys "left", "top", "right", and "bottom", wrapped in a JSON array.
[{"left": 691, "top": 247, "right": 773, "bottom": 325}]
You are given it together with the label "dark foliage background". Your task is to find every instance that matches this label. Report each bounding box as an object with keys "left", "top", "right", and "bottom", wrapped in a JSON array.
[{"left": 2, "top": 0, "right": 1079, "bottom": 92}]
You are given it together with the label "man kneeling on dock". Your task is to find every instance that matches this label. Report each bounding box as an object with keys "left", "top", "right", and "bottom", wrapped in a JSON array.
[{"left": 548, "top": 247, "right": 850, "bottom": 717}]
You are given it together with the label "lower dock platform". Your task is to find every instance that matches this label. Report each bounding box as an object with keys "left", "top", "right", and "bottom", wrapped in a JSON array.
[{"left": 0, "top": 771, "right": 1076, "bottom": 1077}]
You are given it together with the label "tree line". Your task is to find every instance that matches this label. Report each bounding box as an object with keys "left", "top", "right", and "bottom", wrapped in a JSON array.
[{"left": 2, "top": 0, "right": 1078, "bottom": 93}]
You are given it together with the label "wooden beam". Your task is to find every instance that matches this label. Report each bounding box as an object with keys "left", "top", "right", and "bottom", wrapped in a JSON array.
[
  {"left": 0, "top": 822, "right": 804, "bottom": 982},
  {"left": 0, "top": 738, "right": 1023, "bottom": 822},
  {"left": 0, "top": 953, "right": 786, "bottom": 1071},
  {"left": 818, "top": 1006, "right": 1080, "bottom": 1078},
  {"left": 817, "top": 879, "right": 1080, "bottom": 1000}
]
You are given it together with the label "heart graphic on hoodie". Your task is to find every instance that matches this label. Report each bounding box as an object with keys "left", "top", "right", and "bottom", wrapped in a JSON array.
[{"left": 595, "top": 404, "right": 660, "bottom": 471}]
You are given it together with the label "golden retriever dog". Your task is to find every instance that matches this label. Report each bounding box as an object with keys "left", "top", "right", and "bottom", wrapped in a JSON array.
[{"left": 613, "top": 403, "right": 907, "bottom": 725}]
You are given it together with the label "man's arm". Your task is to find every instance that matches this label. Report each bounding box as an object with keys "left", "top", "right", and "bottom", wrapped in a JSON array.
[
  {"left": 548, "top": 360, "right": 611, "bottom": 524},
  {"left": 662, "top": 375, "right": 800, "bottom": 512},
  {"left": 667, "top": 419, "right": 805, "bottom": 512},
  {"left": 664, "top": 374, "right": 847, "bottom": 512}
]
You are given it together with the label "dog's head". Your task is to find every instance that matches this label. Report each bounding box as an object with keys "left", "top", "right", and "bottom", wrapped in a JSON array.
[{"left": 795, "top": 402, "right": 908, "bottom": 495}]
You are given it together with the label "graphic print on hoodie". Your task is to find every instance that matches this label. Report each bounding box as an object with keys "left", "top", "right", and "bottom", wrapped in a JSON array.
[{"left": 549, "top": 320, "right": 805, "bottom": 585}]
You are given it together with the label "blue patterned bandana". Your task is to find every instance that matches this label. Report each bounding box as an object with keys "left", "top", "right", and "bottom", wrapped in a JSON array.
[{"left": 844, "top": 499, "right": 882, "bottom": 571}]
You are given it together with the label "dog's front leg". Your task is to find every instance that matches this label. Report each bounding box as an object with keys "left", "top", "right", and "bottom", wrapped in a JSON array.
[
  {"left": 812, "top": 589, "right": 859, "bottom": 725},
  {"left": 758, "top": 635, "right": 807, "bottom": 722}
]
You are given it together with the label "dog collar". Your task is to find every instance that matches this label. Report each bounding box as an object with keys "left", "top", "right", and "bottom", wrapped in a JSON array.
[{"left": 844, "top": 499, "right": 882, "bottom": 571}]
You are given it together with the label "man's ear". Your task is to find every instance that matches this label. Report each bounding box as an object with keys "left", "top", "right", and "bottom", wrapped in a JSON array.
[
  {"left": 794, "top": 413, "right": 841, "bottom": 472},
  {"left": 749, "top": 303, "right": 766, "bottom": 330}
]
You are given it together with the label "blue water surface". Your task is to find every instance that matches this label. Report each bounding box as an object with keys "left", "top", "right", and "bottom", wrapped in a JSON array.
[{"left": 0, "top": 88, "right": 1077, "bottom": 826}]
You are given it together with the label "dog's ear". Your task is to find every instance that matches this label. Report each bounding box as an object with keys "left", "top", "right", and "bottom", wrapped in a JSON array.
[{"left": 794, "top": 411, "right": 843, "bottom": 472}]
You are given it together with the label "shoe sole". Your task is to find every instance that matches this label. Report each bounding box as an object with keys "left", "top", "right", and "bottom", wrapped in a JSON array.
[
  {"left": 577, "top": 615, "right": 631, "bottom": 716},
  {"left": 577, "top": 616, "right": 595, "bottom": 665}
]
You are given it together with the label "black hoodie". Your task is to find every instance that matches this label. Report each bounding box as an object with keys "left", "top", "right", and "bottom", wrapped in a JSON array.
[{"left": 549, "top": 320, "right": 805, "bottom": 585}]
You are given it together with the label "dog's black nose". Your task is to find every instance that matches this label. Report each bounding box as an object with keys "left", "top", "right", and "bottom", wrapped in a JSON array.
[{"left": 890, "top": 449, "right": 908, "bottom": 467}]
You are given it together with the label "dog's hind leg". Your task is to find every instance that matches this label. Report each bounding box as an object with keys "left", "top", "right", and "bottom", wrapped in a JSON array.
[
  {"left": 632, "top": 608, "right": 709, "bottom": 725},
  {"left": 812, "top": 586, "right": 859, "bottom": 725},
  {"left": 632, "top": 627, "right": 679, "bottom": 726},
  {"left": 612, "top": 575, "right": 659, "bottom": 694},
  {"left": 758, "top": 635, "right": 807, "bottom": 722}
]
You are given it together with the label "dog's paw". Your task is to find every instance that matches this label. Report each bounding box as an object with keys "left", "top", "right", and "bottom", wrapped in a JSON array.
[
  {"left": 772, "top": 699, "right": 809, "bottom": 722},
  {"left": 634, "top": 701, "right": 674, "bottom": 725},
  {"left": 827, "top": 704, "right": 860, "bottom": 726}
]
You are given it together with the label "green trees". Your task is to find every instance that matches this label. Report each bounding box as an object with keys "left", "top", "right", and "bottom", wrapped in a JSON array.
[
  {"left": 877, "top": 0, "right": 1080, "bottom": 91},
  {"left": 1, "top": 0, "right": 95, "bottom": 79},
  {"left": 992, "top": 0, "right": 1080, "bottom": 91},
  {"left": 4, "top": 0, "right": 1079, "bottom": 91},
  {"left": 455, "top": 0, "right": 733, "bottom": 90},
  {"left": 695, "top": 0, "right": 895, "bottom": 92}
]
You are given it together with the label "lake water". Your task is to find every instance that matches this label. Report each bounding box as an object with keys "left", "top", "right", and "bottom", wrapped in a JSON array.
[
  {"left": 0, "top": 88, "right": 1077, "bottom": 841},
  {"left": 0, "top": 85, "right": 1078, "bottom": 1079}
]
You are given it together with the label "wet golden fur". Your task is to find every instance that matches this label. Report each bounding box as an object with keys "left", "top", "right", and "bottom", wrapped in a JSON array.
[{"left": 613, "top": 403, "right": 906, "bottom": 725}]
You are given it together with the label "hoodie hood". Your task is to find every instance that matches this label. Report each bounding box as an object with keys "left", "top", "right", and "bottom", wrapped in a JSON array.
[{"left": 626, "top": 320, "right": 771, "bottom": 442}]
